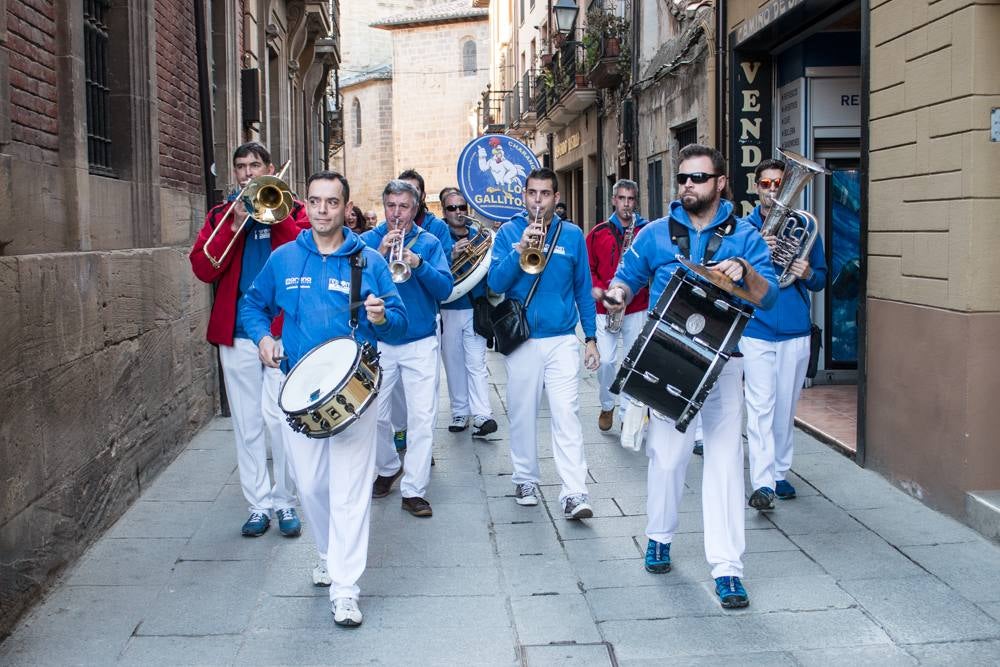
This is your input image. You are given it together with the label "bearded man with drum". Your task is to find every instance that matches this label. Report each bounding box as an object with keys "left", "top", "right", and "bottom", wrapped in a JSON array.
[
  {"left": 361, "top": 180, "right": 453, "bottom": 518},
  {"left": 438, "top": 187, "right": 498, "bottom": 438},
  {"left": 189, "top": 141, "right": 310, "bottom": 539},
  {"left": 601, "top": 144, "right": 778, "bottom": 609},
  {"left": 241, "top": 170, "right": 406, "bottom": 627},
  {"left": 487, "top": 168, "right": 600, "bottom": 520},
  {"left": 585, "top": 178, "right": 649, "bottom": 433},
  {"left": 741, "top": 159, "right": 827, "bottom": 511}
]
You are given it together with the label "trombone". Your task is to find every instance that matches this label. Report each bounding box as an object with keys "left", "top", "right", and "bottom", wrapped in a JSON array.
[{"left": 202, "top": 160, "right": 295, "bottom": 268}]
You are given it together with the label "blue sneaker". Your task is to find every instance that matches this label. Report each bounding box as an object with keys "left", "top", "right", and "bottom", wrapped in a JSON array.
[
  {"left": 775, "top": 480, "right": 797, "bottom": 499},
  {"left": 276, "top": 508, "right": 301, "bottom": 537},
  {"left": 748, "top": 486, "right": 775, "bottom": 511},
  {"left": 715, "top": 576, "right": 749, "bottom": 609},
  {"left": 393, "top": 430, "right": 407, "bottom": 452},
  {"left": 241, "top": 511, "right": 270, "bottom": 537},
  {"left": 644, "top": 539, "right": 671, "bottom": 573}
]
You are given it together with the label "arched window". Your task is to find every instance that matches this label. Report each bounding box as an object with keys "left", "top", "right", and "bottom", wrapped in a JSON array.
[
  {"left": 352, "top": 98, "right": 361, "bottom": 146},
  {"left": 462, "top": 40, "right": 477, "bottom": 76}
]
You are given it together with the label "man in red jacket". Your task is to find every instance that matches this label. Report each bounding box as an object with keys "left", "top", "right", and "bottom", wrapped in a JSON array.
[
  {"left": 586, "top": 179, "right": 649, "bottom": 432},
  {"left": 189, "top": 142, "right": 310, "bottom": 538}
]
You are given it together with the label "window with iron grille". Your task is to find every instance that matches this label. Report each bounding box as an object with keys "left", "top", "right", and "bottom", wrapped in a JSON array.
[
  {"left": 674, "top": 121, "right": 697, "bottom": 152},
  {"left": 84, "top": 0, "right": 113, "bottom": 174}
]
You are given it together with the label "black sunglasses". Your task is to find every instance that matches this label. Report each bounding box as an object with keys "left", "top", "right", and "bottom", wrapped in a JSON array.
[
  {"left": 444, "top": 204, "right": 468, "bottom": 212},
  {"left": 676, "top": 172, "right": 719, "bottom": 185}
]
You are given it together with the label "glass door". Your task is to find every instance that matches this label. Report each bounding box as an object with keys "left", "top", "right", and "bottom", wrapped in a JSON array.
[{"left": 824, "top": 159, "right": 861, "bottom": 370}]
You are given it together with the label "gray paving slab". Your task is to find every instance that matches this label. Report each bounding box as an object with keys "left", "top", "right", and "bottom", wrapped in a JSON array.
[
  {"left": 763, "top": 494, "right": 870, "bottom": 535},
  {"left": 522, "top": 644, "right": 614, "bottom": 666},
  {"left": 904, "top": 639, "right": 1000, "bottom": 665},
  {"left": 118, "top": 636, "right": 242, "bottom": 667},
  {"left": 65, "top": 537, "right": 186, "bottom": 587},
  {"left": 601, "top": 608, "right": 891, "bottom": 659},
  {"left": 104, "top": 499, "right": 213, "bottom": 539},
  {"left": 493, "top": 521, "right": 564, "bottom": 556},
  {"left": 901, "top": 539, "right": 1000, "bottom": 603},
  {"left": 851, "top": 498, "right": 984, "bottom": 546},
  {"left": 617, "top": 653, "right": 795, "bottom": 667},
  {"left": 510, "top": 593, "right": 603, "bottom": 645},
  {"left": 840, "top": 575, "right": 1000, "bottom": 644},
  {"left": 790, "top": 645, "right": 919, "bottom": 666},
  {"left": 497, "top": 552, "right": 582, "bottom": 596},
  {"left": 789, "top": 528, "right": 927, "bottom": 580}
]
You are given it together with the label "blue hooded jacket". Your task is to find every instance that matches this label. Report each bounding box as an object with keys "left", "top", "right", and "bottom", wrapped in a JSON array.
[
  {"left": 240, "top": 228, "right": 407, "bottom": 371},
  {"left": 613, "top": 199, "right": 779, "bottom": 312},
  {"left": 741, "top": 205, "right": 827, "bottom": 341},
  {"left": 361, "top": 221, "right": 453, "bottom": 344},
  {"left": 440, "top": 220, "right": 488, "bottom": 311},
  {"left": 487, "top": 213, "right": 597, "bottom": 339}
]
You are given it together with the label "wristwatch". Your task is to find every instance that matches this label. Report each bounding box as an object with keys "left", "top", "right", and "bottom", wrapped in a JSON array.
[{"left": 585, "top": 336, "right": 597, "bottom": 344}]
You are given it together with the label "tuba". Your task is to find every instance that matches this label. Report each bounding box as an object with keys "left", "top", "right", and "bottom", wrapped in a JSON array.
[
  {"left": 759, "top": 149, "right": 829, "bottom": 288},
  {"left": 202, "top": 160, "right": 295, "bottom": 268},
  {"left": 442, "top": 213, "right": 494, "bottom": 304},
  {"left": 519, "top": 206, "right": 547, "bottom": 274},
  {"left": 387, "top": 217, "right": 411, "bottom": 283}
]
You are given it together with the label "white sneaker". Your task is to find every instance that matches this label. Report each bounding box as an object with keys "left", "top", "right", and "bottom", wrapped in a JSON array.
[
  {"left": 312, "top": 561, "right": 332, "bottom": 587},
  {"left": 563, "top": 494, "right": 594, "bottom": 520},
  {"left": 514, "top": 482, "right": 539, "bottom": 506},
  {"left": 448, "top": 415, "right": 469, "bottom": 432},
  {"left": 332, "top": 597, "right": 363, "bottom": 627}
]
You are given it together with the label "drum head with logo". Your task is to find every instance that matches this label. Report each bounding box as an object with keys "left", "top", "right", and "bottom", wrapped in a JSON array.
[{"left": 280, "top": 338, "right": 359, "bottom": 414}]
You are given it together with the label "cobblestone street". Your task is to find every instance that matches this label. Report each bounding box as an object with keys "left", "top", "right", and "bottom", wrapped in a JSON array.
[{"left": 3, "top": 347, "right": 1000, "bottom": 665}]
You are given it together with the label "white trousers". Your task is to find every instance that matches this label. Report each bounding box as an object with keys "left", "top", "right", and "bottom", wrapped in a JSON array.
[
  {"left": 389, "top": 316, "right": 441, "bottom": 432},
  {"left": 375, "top": 335, "right": 439, "bottom": 498},
  {"left": 440, "top": 308, "right": 492, "bottom": 419},
  {"left": 742, "top": 335, "right": 810, "bottom": 491},
  {"left": 596, "top": 311, "right": 645, "bottom": 411},
  {"left": 282, "top": 405, "right": 377, "bottom": 601},
  {"left": 219, "top": 337, "right": 295, "bottom": 513},
  {"left": 645, "top": 359, "right": 745, "bottom": 579},
  {"left": 504, "top": 335, "right": 588, "bottom": 504}
]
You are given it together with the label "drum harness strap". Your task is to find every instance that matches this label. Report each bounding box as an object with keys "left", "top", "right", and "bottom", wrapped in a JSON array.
[
  {"left": 348, "top": 251, "right": 365, "bottom": 334},
  {"left": 668, "top": 214, "right": 737, "bottom": 264}
]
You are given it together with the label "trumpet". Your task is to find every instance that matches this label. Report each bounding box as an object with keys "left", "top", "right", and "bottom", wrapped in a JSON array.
[
  {"left": 202, "top": 160, "right": 294, "bottom": 268},
  {"left": 519, "top": 206, "right": 547, "bottom": 274},
  {"left": 387, "top": 217, "right": 411, "bottom": 283}
]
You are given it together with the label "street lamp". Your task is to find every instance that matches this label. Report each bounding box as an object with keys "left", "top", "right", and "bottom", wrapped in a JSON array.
[{"left": 553, "top": 0, "right": 579, "bottom": 37}]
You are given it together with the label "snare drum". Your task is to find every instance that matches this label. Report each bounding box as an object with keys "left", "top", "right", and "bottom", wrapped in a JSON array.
[
  {"left": 279, "top": 337, "right": 382, "bottom": 438},
  {"left": 610, "top": 270, "right": 753, "bottom": 433}
]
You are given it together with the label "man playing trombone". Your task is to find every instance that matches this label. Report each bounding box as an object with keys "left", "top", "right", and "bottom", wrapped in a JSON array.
[
  {"left": 189, "top": 141, "right": 309, "bottom": 539},
  {"left": 361, "top": 180, "right": 453, "bottom": 518}
]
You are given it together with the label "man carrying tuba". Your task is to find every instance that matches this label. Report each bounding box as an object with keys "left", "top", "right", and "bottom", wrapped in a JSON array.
[
  {"left": 741, "top": 159, "right": 827, "bottom": 511},
  {"left": 189, "top": 141, "right": 309, "bottom": 539}
]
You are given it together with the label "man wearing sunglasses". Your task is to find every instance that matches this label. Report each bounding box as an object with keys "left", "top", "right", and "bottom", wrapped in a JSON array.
[
  {"left": 586, "top": 179, "right": 649, "bottom": 432},
  {"left": 438, "top": 187, "right": 498, "bottom": 438},
  {"left": 741, "top": 159, "right": 827, "bottom": 512},
  {"left": 599, "top": 144, "right": 778, "bottom": 610}
]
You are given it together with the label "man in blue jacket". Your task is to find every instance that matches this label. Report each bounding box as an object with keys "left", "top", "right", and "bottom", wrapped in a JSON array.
[
  {"left": 438, "top": 187, "right": 498, "bottom": 437},
  {"left": 387, "top": 169, "right": 451, "bottom": 452},
  {"left": 487, "top": 168, "right": 600, "bottom": 519},
  {"left": 741, "top": 159, "right": 827, "bottom": 510},
  {"left": 241, "top": 170, "right": 407, "bottom": 628},
  {"left": 361, "top": 180, "right": 453, "bottom": 518},
  {"left": 600, "top": 144, "right": 778, "bottom": 610}
]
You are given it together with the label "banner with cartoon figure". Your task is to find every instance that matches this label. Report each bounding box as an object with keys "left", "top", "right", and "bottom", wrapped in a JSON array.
[{"left": 457, "top": 135, "right": 541, "bottom": 222}]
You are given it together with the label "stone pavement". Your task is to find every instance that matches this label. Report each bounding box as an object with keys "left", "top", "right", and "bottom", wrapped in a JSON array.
[{"left": 4, "top": 349, "right": 1000, "bottom": 666}]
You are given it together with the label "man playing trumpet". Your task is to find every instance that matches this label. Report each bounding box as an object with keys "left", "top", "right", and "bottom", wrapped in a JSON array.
[{"left": 361, "top": 180, "right": 453, "bottom": 518}]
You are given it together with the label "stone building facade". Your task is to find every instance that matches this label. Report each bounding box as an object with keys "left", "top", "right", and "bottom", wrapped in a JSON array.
[{"left": 0, "top": 0, "right": 338, "bottom": 637}]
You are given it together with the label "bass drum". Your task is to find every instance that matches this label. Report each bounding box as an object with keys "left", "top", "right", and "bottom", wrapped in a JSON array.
[
  {"left": 610, "top": 270, "right": 753, "bottom": 433},
  {"left": 279, "top": 337, "right": 381, "bottom": 438}
]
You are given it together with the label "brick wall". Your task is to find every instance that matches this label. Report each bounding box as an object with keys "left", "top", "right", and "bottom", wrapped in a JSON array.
[
  {"left": 6, "top": 0, "right": 57, "bottom": 164},
  {"left": 155, "top": 0, "right": 203, "bottom": 193}
]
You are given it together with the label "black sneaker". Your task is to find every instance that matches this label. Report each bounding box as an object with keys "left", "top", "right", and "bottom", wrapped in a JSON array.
[
  {"left": 748, "top": 487, "right": 776, "bottom": 511},
  {"left": 692, "top": 440, "right": 704, "bottom": 456},
  {"left": 372, "top": 469, "right": 403, "bottom": 498},
  {"left": 472, "top": 416, "right": 498, "bottom": 437},
  {"left": 401, "top": 496, "right": 433, "bottom": 517}
]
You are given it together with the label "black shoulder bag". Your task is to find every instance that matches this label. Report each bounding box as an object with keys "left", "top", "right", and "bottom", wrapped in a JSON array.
[
  {"left": 490, "top": 222, "right": 562, "bottom": 355},
  {"left": 795, "top": 282, "right": 822, "bottom": 379}
]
